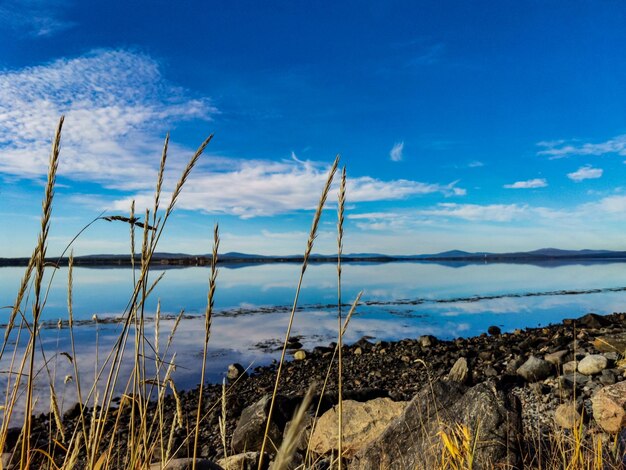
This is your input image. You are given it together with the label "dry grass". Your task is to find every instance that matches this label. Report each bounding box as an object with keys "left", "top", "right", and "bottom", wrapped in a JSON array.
[{"left": 1, "top": 119, "right": 624, "bottom": 470}]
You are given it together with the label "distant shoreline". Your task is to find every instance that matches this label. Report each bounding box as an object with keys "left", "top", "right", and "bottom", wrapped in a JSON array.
[{"left": 3, "top": 250, "right": 626, "bottom": 267}]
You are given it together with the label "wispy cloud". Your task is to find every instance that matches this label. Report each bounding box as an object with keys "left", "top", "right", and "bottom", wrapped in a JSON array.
[
  {"left": 503, "top": 178, "right": 548, "bottom": 189},
  {"left": 468, "top": 161, "right": 484, "bottom": 168},
  {"left": 537, "top": 135, "right": 626, "bottom": 159},
  {"left": 418, "top": 203, "right": 528, "bottom": 222},
  {"left": 389, "top": 142, "right": 404, "bottom": 162},
  {"left": 0, "top": 0, "right": 75, "bottom": 37},
  {"left": 0, "top": 49, "right": 217, "bottom": 187},
  {"left": 567, "top": 165, "right": 603, "bottom": 182},
  {"left": 408, "top": 43, "right": 445, "bottom": 66},
  {"left": 111, "top": 160, "right": 467, "bottom": 218}
]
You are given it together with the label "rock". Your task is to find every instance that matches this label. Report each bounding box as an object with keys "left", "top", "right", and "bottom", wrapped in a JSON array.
[
  {"left": 593, "top": 333, "right": 626, "bottom": 354},
  {"left": 544, "top": 350, "right": 569, "bottom": 366},
  {"left": 293, "top": 350, "right": 306, "bottom": 361},
  {"left": 565, "top": 313, "right": 611, "bottom": 329},
  {"left": 517, "top": 356, "right": 553, "bottom": 382},
  {"left": 487, "top": 325, "right": 501, "bottom": 336},
  {"left": 563, "top": 361, "right": 578, "bottom": 374},
  {"left": 591, "top": 381, "right": 626, "bottom": 433},
  {"left": 350, "top": 381, "right": 521, "bottom": 469},
  {"left": 218, "top": 452, "right": 266, "bottom": 470},
  {"left": 448, "top": 357, "right": 469, "bottom": 384},
  {"left": 484, "top": 365, "right": 498, "bottom": 377},
  {"left": 554, "top": 403, "right": 581, "bottom": 429},
  {"left": 309, "top": 398, "right": 406, "bottom": 458},
  {"left": 227, "top": 363, "right": 247, "bottom": 381},
  {"left": 353, "top": 347, "right": 363, "bottom": 356},
  {"left": 505, "top": 356, "right": 525, "bottom": 375},
  {"left": 559, "top": 373, "right": 589, "bottom": 389},
  {"left": 418, "top": 335, "right": 437, "bottom": 348},
  {"left": 600, "top": 369, "right": 617, "bottom": 386},
  {"left": 231, "top": 395, "right": 295, "bottom": 453},
  {"left": 578, "top": 354, "right": 608, "bottom": 375},
  {"left": 149, "top": 458, "right": 221, "bottom": 470}
]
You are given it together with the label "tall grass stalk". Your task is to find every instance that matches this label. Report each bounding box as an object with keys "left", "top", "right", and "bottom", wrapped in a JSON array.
[
  {"left": 336, "top": 166, "right": 346, "bottom": 469},
  {"left": 21, "top": 116, "right": 63, "bottom": 468},
  {"left": 258, "top": 155, "right": 339, "bottom": 469},
  {"left": 192, "top": 224, "right": 219, "bottom": 469}
]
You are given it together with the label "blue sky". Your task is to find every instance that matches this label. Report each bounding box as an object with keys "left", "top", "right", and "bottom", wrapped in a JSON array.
[{"left": 1, "top": 1, "right": 626, "bottom": 256}]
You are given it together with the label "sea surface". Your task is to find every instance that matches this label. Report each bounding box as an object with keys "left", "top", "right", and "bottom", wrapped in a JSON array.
[{"left": 1, "top": 260, "right": 626, "bottom": 417}]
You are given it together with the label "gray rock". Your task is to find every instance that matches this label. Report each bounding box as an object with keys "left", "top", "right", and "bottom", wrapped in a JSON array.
[
  {"left": 149, "top": 458, "right": 221, "bottom": 470},
  {"left": 600, "top": 369, "right": 617, "bottom": 386},
  {"left": 231, "top": 395, "right": 295, "bottom": 453},
  {"left": 578, "top": 354, "right": 608, "bottom": 375},
  {"left": 559, "top": 373, "right": 589, "bottom": 388},
  {"left": 517, "top": 356, "right": 553, "bottom": 382},
  {"left": 350, "top": 381, "right": 521, "bottom": 470},
  {"left": 448, "top": 357, "right": 469, "bottom": 384},
  {"left": 544, "top": 350, "right": 569, "bottom": 366}
]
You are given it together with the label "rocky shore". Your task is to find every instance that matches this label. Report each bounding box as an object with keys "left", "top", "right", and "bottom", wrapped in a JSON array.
[{"left": 4, "top": 312, "right": 626, "bottom": 469}]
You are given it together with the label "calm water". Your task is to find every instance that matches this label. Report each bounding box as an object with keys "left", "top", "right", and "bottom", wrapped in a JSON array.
[{"left": 2, "top": 260, "right": 626, "bottom": 418}]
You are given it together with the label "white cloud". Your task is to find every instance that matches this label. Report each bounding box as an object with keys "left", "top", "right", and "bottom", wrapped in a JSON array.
[
  {"left": 503, "top": 178, "right": 548, "bottom": 189},
  {"left": 111, "top": 159, "right": 466, "bottom": 218},
  {"left": 537, "top": 135, "right": 626, "bottom": 159},
  {"left": 0, "top": 0, "right": 75, "bottom": 37},
  {"left": 418, "top": 203, "right": 527, "bottom": 222},
  {"left": 567, "top": 165, "right": 603, "bottom": 182},
  {"left": 0, "top": 49, "right": 217, "bottom": 188},
  {"left": 389, "top": 142, "right": 404, "bottom": 162},
  {"left": 468, "top": 161, "right": 484, "bottom": 168}
]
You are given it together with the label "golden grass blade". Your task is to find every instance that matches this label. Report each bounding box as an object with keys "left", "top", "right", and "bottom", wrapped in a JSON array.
[
  {"left": 192, "top": 223, "right": 219, "bottom": 470},
  {"left": 273, "top": 384, "right": 315, "bottom": 470},
  {"left": 336, "top": 165, "right": 346, "bottom": 469},
  {"left": 258, "top": 155, "right": 339, "bottom": 470}
]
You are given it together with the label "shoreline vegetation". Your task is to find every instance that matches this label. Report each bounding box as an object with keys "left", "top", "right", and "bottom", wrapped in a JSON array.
[{"left": 3, "top": 119, "right": 626, "bottom": 469}]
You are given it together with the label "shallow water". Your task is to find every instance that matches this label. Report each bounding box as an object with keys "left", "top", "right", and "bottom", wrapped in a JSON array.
[{"left": 1, "top": 260, "right": 626, "bottom": 419}]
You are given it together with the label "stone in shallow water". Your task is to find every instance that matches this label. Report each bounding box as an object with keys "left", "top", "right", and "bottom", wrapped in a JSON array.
[{"left": 577, "top": 354, "right": 608, "bottom": 375}]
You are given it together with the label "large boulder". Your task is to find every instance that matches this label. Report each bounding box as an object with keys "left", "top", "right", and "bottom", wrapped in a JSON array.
[
  {"left": 349, "top": 380, "right": 521, "bottom": 469},
  {"left": 309, "top": 398, "right": 407, "bottom": 458},
  {"left": 231, "top": 395, "right": 296, "bottom": 453},
  {"left": 591, "top": 381, "right": 626, "bottom": 433}
]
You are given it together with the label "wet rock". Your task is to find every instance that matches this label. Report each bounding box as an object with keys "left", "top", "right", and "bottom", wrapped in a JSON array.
[
  {"left": 309, "top": 398, "right": 406, "bottom": 458},
  {"left": 487, "top": 325, "right": 501, "bottom": 336},
  {"left": 448, "top": 357, "right": 469, "bottom": 384},
  {"left": 218, "top": 452, "right": 267, "bottom": 470},
  {"left": 554, "top": 403, "right": 581, "bottom": 429},
  {"left": 418, "top": 335, "right": 437, "bottom": 348},
  {"left": 591, "top": 381, "right": 626, "bottom": 433},
  {"left": 231, "top": 395, "right": 295, "bottom": 453},
  {"left": 350, "top": 381, "right": 521, "bottom": 470},
  {"left": 578, "top": 354, "right": 608, "bottom": 375},
  {"left": 517, "top": 356, "right": 553, "bottom": 382},
  {"left": 227, "top": 363, "right": 247, "bottom": 381},
  {"left": 149, "top": 458, "right": 221, "bottom": 470},
  {"left": 293, "top": 350, "right": 306, "bottom": 361}
]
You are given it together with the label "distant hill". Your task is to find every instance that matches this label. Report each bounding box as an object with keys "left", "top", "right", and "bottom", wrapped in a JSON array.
[{"left": 2, "top": 248, "right": 626, "bottom": 267}]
